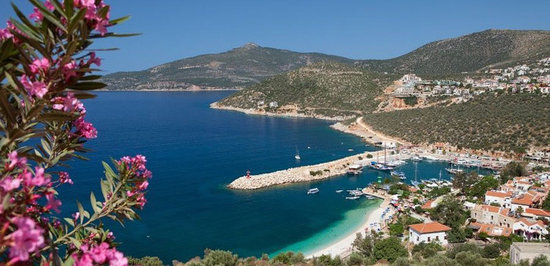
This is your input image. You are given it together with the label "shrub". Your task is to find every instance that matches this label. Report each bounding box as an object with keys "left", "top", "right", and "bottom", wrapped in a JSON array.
[{"left": 0, "top": 0, "right": 150, "bottom": 264}]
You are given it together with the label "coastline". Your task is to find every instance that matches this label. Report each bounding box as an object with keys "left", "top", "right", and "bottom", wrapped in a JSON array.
[
  {"left": 210, "top": 102, "right": 349, "bottom": 121},
  {"left": 306, "top": 192, "right": 392, "bottom": 259}
]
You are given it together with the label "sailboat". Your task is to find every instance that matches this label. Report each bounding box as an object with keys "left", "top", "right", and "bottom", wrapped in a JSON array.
[
  {"left": 411, "top": 162, "right": 420, "bottom": 187},
  {"left": 295, "top": 146, "right": 301, "bottom": 160},
  {"left": 445, "top": 162, "right": 463, "bottom": 175}
]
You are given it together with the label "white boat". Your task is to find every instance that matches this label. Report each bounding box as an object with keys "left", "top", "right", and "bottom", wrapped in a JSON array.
[
  {"left": 346, "top": 196, "right": 360, "bottom": 200},
  {"left": 391, "top": 171, "right": 406, "bottom": 180},
  {"left": 295, "top": 146, "right": 301, "bottom": 160},
  {"left": 365, "top": 195, "right": 375, "bottom": 200},
  {"left": 307, "top": 188, "right": 319, "bottom": 195},
  {"left": 348, "top": 190, "right": 364, "bottom": 196},
  {"left": 347, "top": 164, "right": 363, "bottom": 175},
  {"left": 336, "top": 190, "right": 343, "bottom": 193},
  {"left": 411, "top": 155, "right": 422, "bottom": 161}
]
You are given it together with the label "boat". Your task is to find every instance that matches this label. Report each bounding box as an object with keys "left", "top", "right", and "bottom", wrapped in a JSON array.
[
  {"left": 411, "top": 155, "right": 422, "bottom": 162},
  {"left": 411, "top": 180, "right": 420, "bottom": 187},
  {"left": 348, "top": 148, "right": 354, "bottom": 152},
  {"left": 347, "top": 164, "right": 363, "bottom": 175},
  {"left": 295, "top": 146, "right": 301, "bottom": 160},
  {"left": 307, "top": 188, "right": 319, "bottom": 195},
  {"left": 391, "top": 171, "right": 406, "bottom": 180},
  {"left": 369, "top": 161, "right": 393, "bottom": 171},
  {"left": 347, "top": 189, "right": 364, "bottom": 196},
  {"left": 365, "top": 195, "right": 375, "bottom": 200},
  {"left": 336, "top": 190, "right": 343, "bottom": 193},
  {"left": 346, "top": 196, "right": 360, "bottom": 200}
]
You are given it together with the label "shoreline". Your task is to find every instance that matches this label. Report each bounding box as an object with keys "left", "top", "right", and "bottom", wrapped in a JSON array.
[
  {"left": 304, "top": 198, "right": 389, "bottom": 258},
  {"left": 210, "top": 102, "right": 349, "bottom": 121},
  {"left": 98, "top": 88, "right": 241, "bottom": 92}
]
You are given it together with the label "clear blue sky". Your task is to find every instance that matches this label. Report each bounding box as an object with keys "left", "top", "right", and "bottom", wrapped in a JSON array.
[{"left": 2, "top": 0, "right": 550, "bottom": 73}]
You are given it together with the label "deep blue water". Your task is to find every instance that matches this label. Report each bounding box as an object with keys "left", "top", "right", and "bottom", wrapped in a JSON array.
[
  {"left": 58, "top": 92, "right": 489, "bottom": 262},
  {"left": 58, "top": 91, "right": 378, "bottom": 262}
]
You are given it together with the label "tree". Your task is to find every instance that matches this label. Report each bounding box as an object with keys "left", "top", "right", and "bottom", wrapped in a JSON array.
[
  {"left": 454, "top": 251, "right": 489, "bottom": 265},
  {"left": 482, "top": 243, "right": 501, "bottom": 258},
  {"left": 0, "top": 1, "right": 150, "bottom": 264},
  {"left": 542, "top": 193, "right": 550, "bottom": 211},
  {"left": 347, "top": 252, "right": 366, "bottom": 266},
  {"left": 128, "top": 256, "right": 164, "bottom": 266},
  {"left": 431, "top": 195, "right": 468, "bottom": 229},
  {"left": 389, "top": 222, "right": 405, "bottom": 236},
  {"left": 469, "top": 176, "right": 499, "bottom": 198},
  {"left": 531, "top": 255, "right": 550, "bottom": 266},
  {"left": 372, "top": 237, "right": 408, "bottom": 263},
  {"left": 500, "top": 161, "right": 527, "bottom": 183},
  {"left": 352, "top": 232, "right": 379, "bottom": 258}
]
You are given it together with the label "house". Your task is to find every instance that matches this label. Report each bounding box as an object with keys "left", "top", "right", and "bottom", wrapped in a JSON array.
[
  {"left": 408, "top": 222, "right": 452, "bottom": 245},
  {"left": 268, "top": 101, "right": 278, "bottom": 108},
  {"left": 469, "top": 222, "right": 513, "bottom": 237},
  {"left": 510, "top": 243, "right": 550, "bottom": 264},
  {"left": 513, "top": 218, "right": 548, "bottom": 241},
  {"left": 484, "top": 190, "right": 513, "bottom": 208},
  {"left": 470, "top": 204, "right": 516, "bottom": 228},
  {"left": 421, "top": 200, "right": 437, "bottom": 210},
  {"left": 522, "top": 208, "right": 550, "bottom": 220}
]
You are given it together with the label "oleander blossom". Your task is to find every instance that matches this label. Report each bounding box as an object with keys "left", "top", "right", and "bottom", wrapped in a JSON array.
[
  {"left": 51, "top": 92, "right": 85, "bottom": 113},
  {"left": 7, "top": 217, "right": 45, "bottom": 263},
  {"left": 20, "top": 74, "right": 48, "bottom": 98},
  {"left": 117, "top": 155, "right": 151, "bottom": 209},
  {"left": 72, "top": 242, "right": 128, "bottom": 266},
  {"left": 29, "top": 7, "right": 44, "bottom": 22},
  {"left": 58, "top": 171, "right": 73, "bottom": 184},
  {"left": 29, "top": 57, "right": 50, "bottom": 74},
  {"left": 74, "top": 117, "right": 98, "bottom": 139}
]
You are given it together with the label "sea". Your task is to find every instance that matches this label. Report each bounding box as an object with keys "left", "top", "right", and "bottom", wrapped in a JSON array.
[{"left": 57, "top": 91, "right": 488, "bottom": 262}]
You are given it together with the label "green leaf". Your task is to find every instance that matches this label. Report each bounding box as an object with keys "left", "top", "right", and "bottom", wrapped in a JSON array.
[
  {"left": 70, "top": 82, "right": 107, "bottom": 91},
  {"left": 109, "top": 16, "right": 131, "bottom": 26},
  {"left": 68, "top": 8, "right": 86, "bottom": 34},
  {"left": 28, "top": 0, "right": 67, "bottom": 33},
  {"left": 90, "top": 192, "right": 101, "bottom": 213},
  {"left": 76, "top": 201, "right": 85, "bottom": 224},
  {"left": 63, "top": 217, "right": 74, "bottom": 227}
]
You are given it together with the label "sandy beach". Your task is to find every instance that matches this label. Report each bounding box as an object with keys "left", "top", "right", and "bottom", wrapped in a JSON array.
[{"left": 306, "top": 190, "right": 394, "bottom": 258}]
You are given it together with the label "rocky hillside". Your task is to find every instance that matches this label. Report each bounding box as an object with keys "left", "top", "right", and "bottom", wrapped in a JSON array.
[
  {"left": 363, "top": 94, "right": 550, "bottom": 153},
  {"left": 217, "top": 63, "right": 397, "bottom": 118},
  {"left": 102, "top": 43, "right": 353, "bottom": 90},
  {"left": 361, "top": 29, "right": 550, "bottom": 75}
]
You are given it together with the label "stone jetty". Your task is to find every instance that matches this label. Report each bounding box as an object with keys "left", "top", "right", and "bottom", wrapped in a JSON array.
[{"left": 228, "top": 151, "right": 399, "bottom": 190}]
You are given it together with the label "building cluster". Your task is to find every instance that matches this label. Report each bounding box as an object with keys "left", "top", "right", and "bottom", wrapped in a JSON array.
[
  {"left": 391, "top": 57, "right": 550, "bottom": 98},
  {"left": 465, "top": 173, "right": 550, "bottom": 241}
]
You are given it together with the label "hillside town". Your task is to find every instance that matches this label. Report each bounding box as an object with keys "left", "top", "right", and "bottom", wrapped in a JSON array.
[{"left": 391, "top": 57, "right": 550, "bottom": 98}]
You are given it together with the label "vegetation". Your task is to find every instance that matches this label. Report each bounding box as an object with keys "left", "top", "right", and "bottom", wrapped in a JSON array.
[
  {"left": 360, "top": 29, "right": 550, "bottom": 74},
  {"left": 218, "top": 62, "right": 396, "bottom": 116},
  {"left": 102, "top": 43, "right": 353, "bottom": 90},
  {"left": 365, "top": 94, "right": 550, "bottom": 152},
  {"left": 500, "top": 161, "right": 528, "bottom": 183}
]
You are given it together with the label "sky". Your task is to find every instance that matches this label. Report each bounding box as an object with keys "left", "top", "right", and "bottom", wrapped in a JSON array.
[{"left": 2, "top": 0, "right": 550, "bottom": 74}]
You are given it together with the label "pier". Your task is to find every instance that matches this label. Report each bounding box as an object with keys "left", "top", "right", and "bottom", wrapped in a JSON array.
[{"left": 228, "top": 151, "right": 406, "bottom": 190}]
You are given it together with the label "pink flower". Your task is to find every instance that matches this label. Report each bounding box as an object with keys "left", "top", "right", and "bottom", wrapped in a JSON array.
[
  {"left": 20, "top": 75, "right": 48, "bottom": 98},
  {"left": 23, "top": 167, "right": 50, "bottom": 187},
  {"left": 141, "top": 170, "right": 152, "bottom": 179},
  {"left": 126, "top": 190, "right": 136, "bottom": 197},
  {"left": 136, "top": 194, "right": 146, "bottom": 208},
  {"left": 44, "top": 0, "right": 55, "bottom": 11},
  {"left": 0, "top": 176, "right": 21, "bottom": 191},
  {"left": 0, "top": 26, "right": 13, "bottom": 40},
  {"left": 73, "top": 253, "right": 93, "bottom": 266},
  {"left": 8, "top": 151, "right": 27, "bottom": 169},
  {"left": 95, "top": 18, "right": 109, "bottom": 36},
  {"left": 106, "top": 249, "right": 127, "bottom": 266},
  {"left": 51, "top": 92, "right": 84, "bottom": 113},
  {"left": 59, "top": 171, "right": 73, "bottom": 184},
  {"left": 62, "top": 60, "right": 78, "bottom": 81},
  {"left": 72, "top": 212, "right": 80, "bottom": 221},
  {"left": 89, "top": 242, "right": 109, "bottom": 263},
  {"left": 45, "top": 194, "right": 62, "bottom": 213},
  {"left": 7, "top": 217, "right": 45, "bottom": 262},
  {"left": 74, "top": 117, "right": 98, "bottom": 139},
  {"left": 30, "top": 58, "right": 50, "bottom": 74},
  {"left": 138, "top": 181, "right": 149, "bottom": 191},
  {"left": 29, "top": 7, "right": 43, "bottom": 23},
  {"left": 88, "top": 52, "right": 102, "bottom": 66}
]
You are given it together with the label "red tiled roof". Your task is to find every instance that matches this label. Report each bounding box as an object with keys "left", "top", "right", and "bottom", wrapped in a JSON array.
[
  {"left": 470, "top": 222, "right": 512, "bottom": 237},
  {"left": 422, "top": 200, "right": 434, "bottom": 209},
  {"left": 512, "top": 194, "right": 534, "bottom": 206},
  {"left": 517, "top": 218, "right": 545, "bottom": 227},
  {"left": 409, "top": 222, "right": 451, "bottom": 234},
  {"left": 486, "top": 191, "right": 512, "bottom": 198},
  {"left": 524, "top": 208, "right": 550, "bottom": 217},
  {"left": 480, "top": 205, "right": 510, "bottom": 215}
]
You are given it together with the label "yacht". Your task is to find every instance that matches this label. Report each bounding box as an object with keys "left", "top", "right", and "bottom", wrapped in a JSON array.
[
  {"left": 336, "top": 190, "right": 343, "bottom": 193},
  {"left": 347, "top": 164, "right": 363, "bottom": 175},
  {"left": 346, "top": 196, "right": 360, "bottom": 200},
  {"left": 411, "top": 155, "right": 422, "bottom": 162},
  {"left": 391, "top": 171, "right": 406, "bottom": 180},
  {"left": 307, "top": 188, "right": 319, "bottom": 195}
]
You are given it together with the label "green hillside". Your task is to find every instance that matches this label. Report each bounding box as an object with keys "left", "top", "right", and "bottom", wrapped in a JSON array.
[{"left": 364, "top": 94, "right": 550, "bottom": 153}]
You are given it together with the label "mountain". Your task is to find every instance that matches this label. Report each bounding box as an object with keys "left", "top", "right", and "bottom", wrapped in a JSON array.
[
  {"left": 360, "top": 29, "right": 550, "bottom": 75},
  {"left": 101, "top": 43, "right": 354, "bottom": 90},
  {"left": 216, "top": 62, "right": 397, "bottom": 117}
]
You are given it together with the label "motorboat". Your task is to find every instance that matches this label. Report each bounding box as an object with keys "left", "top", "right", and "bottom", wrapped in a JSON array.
[{"left": 307, "top": 188, "right": 319, "bottom": 195}]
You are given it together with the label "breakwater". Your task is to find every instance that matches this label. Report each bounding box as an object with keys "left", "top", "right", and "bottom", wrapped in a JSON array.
[{"left": 228, "top": 151, "right": 405, "bottom": 190}]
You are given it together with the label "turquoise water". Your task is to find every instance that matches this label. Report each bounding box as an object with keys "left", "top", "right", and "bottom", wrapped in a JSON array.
[{"left": 57, "top": 91, "right": 490, "bottom": 262}]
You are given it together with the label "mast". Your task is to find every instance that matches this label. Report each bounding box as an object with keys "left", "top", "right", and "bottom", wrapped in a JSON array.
[
  {"left": 384, "top": 143, "right": 387, "bottom": 165},
  {"left": 415, "top": 162, "right": 418, "bottom": 182}
]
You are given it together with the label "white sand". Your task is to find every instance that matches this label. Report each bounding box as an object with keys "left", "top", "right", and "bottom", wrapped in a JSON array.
[{"left": 306, "top": 195, "right": 393, "bottom": 259}]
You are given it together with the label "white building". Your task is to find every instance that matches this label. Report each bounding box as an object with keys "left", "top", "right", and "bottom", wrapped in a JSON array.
[
  {"left": 510, "top": 243, "right": 550, "bottom": 264},
  {"left": 408, "top": 222, "right": 452, "bottom": 246},
  {"left": 484, "top": 190, "right": 513, "bottom": 208}
]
